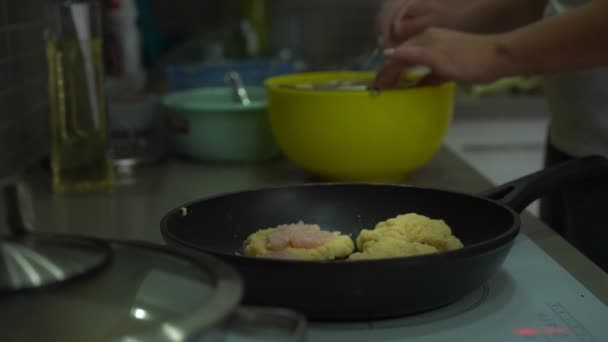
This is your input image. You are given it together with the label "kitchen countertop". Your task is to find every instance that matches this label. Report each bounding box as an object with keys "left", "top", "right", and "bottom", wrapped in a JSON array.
[{"left": 22, "top": 145, "right": 608, "bottom": 305}]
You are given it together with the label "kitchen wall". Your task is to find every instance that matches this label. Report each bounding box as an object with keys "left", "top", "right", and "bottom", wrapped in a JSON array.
[
  {"left": 150, "top": 0, "right": 382, "bottom": 69},
  {"left": 0, "top": 0, "right": 49, "bottom": 183},
  {"left": 268, "top": 0, "right": 381, "bottom": 68}
]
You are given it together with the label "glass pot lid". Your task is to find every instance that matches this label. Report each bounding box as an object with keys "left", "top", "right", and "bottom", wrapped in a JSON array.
[
  {"left": 0, "top": 234, "right": 111, "bottom": 292},
  {"left": 0, "top": 234, "right": 243, "bottom": 342}
]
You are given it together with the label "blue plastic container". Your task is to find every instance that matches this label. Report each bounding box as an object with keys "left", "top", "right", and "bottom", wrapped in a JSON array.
[{"left": 165, "top": 59, "right": 299, "bottom": 91}]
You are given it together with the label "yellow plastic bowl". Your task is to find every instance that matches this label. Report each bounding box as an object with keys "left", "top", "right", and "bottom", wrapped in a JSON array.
[{"left": 265, "top": 71, "right": 455, "bottom": 182}]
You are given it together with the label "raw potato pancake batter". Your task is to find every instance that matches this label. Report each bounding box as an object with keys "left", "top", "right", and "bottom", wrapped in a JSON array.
[
  {"left": 243, "top": 221, "right": 355, "bottom": 260},
  {"left": 348, "top": 213, "right": 463, "bottom": 260}
]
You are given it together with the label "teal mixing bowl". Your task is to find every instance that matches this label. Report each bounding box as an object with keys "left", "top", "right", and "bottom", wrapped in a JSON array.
[{"left": 161, "top": 87, "right": 282, "bottom": 162}]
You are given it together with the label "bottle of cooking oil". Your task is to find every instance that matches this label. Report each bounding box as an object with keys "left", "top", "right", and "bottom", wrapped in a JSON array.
[{"left": 45, "top": 0, "right": 114, "bottom": 193}]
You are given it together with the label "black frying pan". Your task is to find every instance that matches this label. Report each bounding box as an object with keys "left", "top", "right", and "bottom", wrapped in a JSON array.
[{"left": 161, "top": 156, "right": 608, "bottom": 321}]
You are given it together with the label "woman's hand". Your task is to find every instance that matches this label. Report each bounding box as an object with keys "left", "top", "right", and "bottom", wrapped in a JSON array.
[
  {"left": 377, "top": 0, "right": 548, "bottom": 48},
  {"left": 373, "top": 28, "right": 511, "bottom": 89},
  {"left": 377, "top": 0, "right": 471, "bottom": 48}
]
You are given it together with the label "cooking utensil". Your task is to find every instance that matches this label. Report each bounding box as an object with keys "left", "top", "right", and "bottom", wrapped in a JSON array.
[
  {"left": 161, "top": 86, "right": 281, "bottom": 162},
  {"left": 323, "top": 35, "right": 382, "bottom": 90},
  {"left": 361, "top": 36, "right": 383, "bottom": 70},
  {"left": 160, "top": 155, "right": 608, "bottom": 321},
  {"left": 264, "top": 71, "right": 453, "bottom": 182},
  {"left": 225, "top": 70, "right": 251, "bottom": 106},
  {"left": 0, "top": 182, "right": 306, "bottom": 341},
  {"left": 0, "top": 234, "right": 306, "bottom": 341}
]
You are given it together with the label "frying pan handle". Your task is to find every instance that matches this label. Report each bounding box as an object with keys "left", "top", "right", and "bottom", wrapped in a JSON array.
[
  {"left": 226, "top": 306, "right": 307, "bottom": 341},
  {"left": 477, "top": 155, "right": 608, "bottom": 213}
]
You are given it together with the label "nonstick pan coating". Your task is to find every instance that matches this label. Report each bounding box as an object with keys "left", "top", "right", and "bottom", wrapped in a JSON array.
[{"left": 161, "top": 156, "right": 608, "bottom": 321}]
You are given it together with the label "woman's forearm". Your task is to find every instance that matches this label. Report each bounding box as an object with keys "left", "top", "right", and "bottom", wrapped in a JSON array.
[
  {"left": 495, "top": 0, "right": 608, "bottom": 77},
  {"left": 463, "top": 0, "right": 549, "bottom": 33}
]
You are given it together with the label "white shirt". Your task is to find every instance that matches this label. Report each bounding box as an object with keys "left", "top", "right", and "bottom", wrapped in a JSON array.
[{"left": 541, "top": 0, "right": 608, "bottom": 157}]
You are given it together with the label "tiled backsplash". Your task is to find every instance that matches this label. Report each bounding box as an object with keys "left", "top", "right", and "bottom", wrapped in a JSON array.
[{"left": 0, "top": 0, "right": 49, "bottom": 182}]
